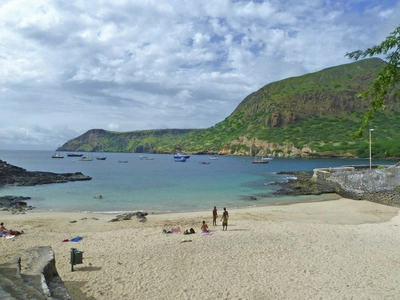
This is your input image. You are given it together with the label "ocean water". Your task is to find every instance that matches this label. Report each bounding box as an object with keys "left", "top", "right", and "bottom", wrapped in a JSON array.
[{"left": 0, "top": 150, "right": 395, "bottom": 213}]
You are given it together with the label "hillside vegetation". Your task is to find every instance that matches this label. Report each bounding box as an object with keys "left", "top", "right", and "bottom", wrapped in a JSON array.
[{"left": 58, "top": 58, "right": 400, "bottom": 158}]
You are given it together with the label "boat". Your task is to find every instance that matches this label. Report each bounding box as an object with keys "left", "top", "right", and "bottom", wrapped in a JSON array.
[
  {"left": 174, "top": 153, "right": 190, "bottom": 159},
  {"left": 251, "top": 148, "right": 271, "bottom": 164},
  {"left": 51, "top": 153, "right": 64, "bottom": 158},
  {"left": 252, "top": 156, "right": 270, "bottom": 164},
  {"left": 199, "top": 161, "right": 210, "bottom": 164},
  {"left": 80, "top": 155, "right": 93, "bottom": 161},
  {"left": 139, "top": 154, "right": 147, "bottom": 160},
  {"left": 67, "top": 153, "right": 83, "bottom": 157},
  {"left": 209, "top": 155, "right": 219, "bottom": 160},
  {"left": 96, "top": 156, "right": 107, "bottom": 160},
  {"left": 119, "top": 160, "right": 128, "bottom": 163},
  {"left": 262, "top": 157, "right": 273, "bottom": 162},
  {"left": 145, "top": 157, "right": 155, "bottom": 160},
  {"left": 174, "top": 157, "right": 187, "bottom": 162}
]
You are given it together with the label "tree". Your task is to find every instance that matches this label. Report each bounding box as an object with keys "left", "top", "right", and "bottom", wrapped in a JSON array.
[{"left": 346, "top": 25, "right": 400, "bottom": 137}]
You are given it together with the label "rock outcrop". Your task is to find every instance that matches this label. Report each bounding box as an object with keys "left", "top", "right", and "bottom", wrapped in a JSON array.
[{"left": 0, "top": 159, "right": 91, "bottom": 187}]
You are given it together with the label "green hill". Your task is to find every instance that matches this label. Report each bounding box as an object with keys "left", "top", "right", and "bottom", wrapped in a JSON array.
[{"left": 58, "top": 58, "right": 400, "bottom": 158}]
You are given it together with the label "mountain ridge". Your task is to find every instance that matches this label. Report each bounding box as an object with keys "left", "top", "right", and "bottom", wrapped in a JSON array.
[{"left": 58, "top": 58, "right": 400, "bottom": 158}]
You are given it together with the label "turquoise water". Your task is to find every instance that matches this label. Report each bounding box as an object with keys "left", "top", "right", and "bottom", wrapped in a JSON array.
[{"left": 0, "top": 150, "right": 395, "bottom": 213}]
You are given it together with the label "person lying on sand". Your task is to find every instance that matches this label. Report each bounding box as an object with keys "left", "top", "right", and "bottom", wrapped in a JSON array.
[{"left": 6, "top": 229, "right": 24, "bottom": 236}]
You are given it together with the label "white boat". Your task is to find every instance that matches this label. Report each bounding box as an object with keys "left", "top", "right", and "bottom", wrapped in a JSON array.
[
  {"left": 139, "top": 154, "right": 147, "bottom": 160},
  {"left": 51, "top": 153, "right": 64, "bottom": 159},
  {"left": 262, "top": 157, "right": 273, "bottom": 162},
  {"left": 209, "top": 155, "right": 219, "bottom": 160},
  {"left": 80, "top": 155, "right": 93, "bottom": 161}
]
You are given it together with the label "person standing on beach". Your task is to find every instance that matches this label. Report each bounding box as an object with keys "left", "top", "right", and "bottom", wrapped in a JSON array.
[
  {"left": 221, "top": 207, "right": 229, "bottom": 231},
  {"left": 212, "top": 206, "right": 218, "bottom": 226}
]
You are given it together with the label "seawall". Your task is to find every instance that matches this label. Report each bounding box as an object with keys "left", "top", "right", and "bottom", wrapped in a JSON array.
[{"left": 313, "top": 163, "right": 400, "bottom": 207}]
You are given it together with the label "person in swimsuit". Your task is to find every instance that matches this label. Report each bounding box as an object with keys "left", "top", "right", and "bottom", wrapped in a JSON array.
[
  {"left": 0, "top": 222, "right": 7, "bottom": 234},
  {"left": 201, "top": 220, "right": 209, "bottom": 232},
  {"left": 212, "top": 206, "right": 218, "bottom": 226},
  {"left": 221, "top": 207, "right": 229, "bottom": 231}
]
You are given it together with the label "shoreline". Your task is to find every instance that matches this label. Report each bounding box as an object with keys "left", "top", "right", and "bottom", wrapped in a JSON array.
[{"left": 1, "top": 197, "right": 400, "bottom": 299}]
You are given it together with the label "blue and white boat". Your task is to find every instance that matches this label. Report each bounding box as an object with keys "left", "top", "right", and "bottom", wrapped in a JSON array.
[
  {"left": 174, "top": 157, "right": 187, "bottom": 162},
  {"left": 174, "top": 153, "right": 190, "bottom": 159}
]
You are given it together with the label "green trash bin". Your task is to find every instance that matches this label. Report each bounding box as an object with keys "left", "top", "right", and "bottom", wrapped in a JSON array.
[{"left": 70, "top": 248, "right": 84, "bottom": 271}]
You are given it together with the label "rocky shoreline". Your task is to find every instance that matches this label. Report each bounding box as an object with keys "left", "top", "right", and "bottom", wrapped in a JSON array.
[
  {"left": 0, "top": 159, "right": 92, "bottom": 213},
  {"left": 272, "top": 171, "right": 335, "bottom": 196}
]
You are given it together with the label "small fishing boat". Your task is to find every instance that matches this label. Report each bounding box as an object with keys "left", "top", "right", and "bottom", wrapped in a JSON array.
[
  {"left": 199, "top": 161, "right": 210, "bottom": 164},
  {"left": 252, "top": 156, "right": 270, "bottom": 164},
  {"left": 96, "top": 156, "right": 107, "bottom": 160},
  {"left": 52, "top": 153, "right": 64, "bottom": 159},
  {"left": 174, "top": 157, "right": 187, "bottom": 162},
  {"left": 67, "top": 153, "right": 83, "bottom": 157},
  {"left": 174, "top": 153, "right": 190, "bottom": 159},
  {"left": 80, "top": 155, "right": 93, "bottom": 161},
  {"left": 119, "top": 160, "right": 128, "bottom": 163}
]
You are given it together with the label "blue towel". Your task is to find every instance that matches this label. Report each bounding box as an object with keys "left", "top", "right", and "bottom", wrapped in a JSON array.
[{"left": 69, "top": 236, "right": 83, "bottom": 242}]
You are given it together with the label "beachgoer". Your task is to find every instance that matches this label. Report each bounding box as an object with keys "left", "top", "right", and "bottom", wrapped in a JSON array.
[
  {"left": 212, "top": 206, "right": 218, "bottom": 226},
  {"left": 201, "top": 220, "right": 209, "bottom": 232},
  {"left": 0, "top": 222, "right": 7, "bottom": 233},
  {"left": 221, "top": 207, "right": 229, "bottom": 231},
  {"left": 6, "top": 229, "right": 23, "bottom": 236}
]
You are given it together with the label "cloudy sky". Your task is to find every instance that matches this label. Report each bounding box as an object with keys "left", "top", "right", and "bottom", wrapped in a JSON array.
[{"left": 1, "top": 0, "right": 399, "bottom": 150}]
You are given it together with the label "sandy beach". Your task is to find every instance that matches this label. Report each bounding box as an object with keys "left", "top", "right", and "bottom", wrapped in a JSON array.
[{"left": 1, "top": 197, "right": 400, "bottom": 300}]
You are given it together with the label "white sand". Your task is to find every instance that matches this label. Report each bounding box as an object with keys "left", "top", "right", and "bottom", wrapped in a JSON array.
[{"left": 1, "top": 198, "right": 400, "bottom": 300}]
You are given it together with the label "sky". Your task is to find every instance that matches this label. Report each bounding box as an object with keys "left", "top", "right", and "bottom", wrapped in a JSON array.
[{"left": 1, "top": 0, "right": 399, "bottom": 150}]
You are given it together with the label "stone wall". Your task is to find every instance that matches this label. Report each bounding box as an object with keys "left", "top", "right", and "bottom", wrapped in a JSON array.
[{"left": 313, "top": 165, "right": 400, "bottom": 207}]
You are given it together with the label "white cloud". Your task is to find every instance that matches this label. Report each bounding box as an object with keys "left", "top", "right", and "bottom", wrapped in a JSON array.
[{"left": 0, "top": 0, "right": 399, "bottom": 149}]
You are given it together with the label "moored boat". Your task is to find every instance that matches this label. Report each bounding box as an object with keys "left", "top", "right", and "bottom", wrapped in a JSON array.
[
  {"left": 174, "top": 153, "right": 190, "bottom": 159},
  {"left": 67, "top": 153, "right": 83, "bottom": 157},
  {"left": 80, "top": 156, "right": 93, "bottom": 161},
  {"left": 174, "top": 157, "right": 187, "bottom": 162}
]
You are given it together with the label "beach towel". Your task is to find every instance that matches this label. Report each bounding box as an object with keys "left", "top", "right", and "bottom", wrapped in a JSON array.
[
  {"left": 6, "top": 235, "right": 15, "bottom": 239},
  {"left": 171, "top": 227, "right": 181, "bottom": 233},
  {"left": 69, "top": 236, "right": 83, "bottom": 242},
  {"left": 202, "top": 232, "right": 212, "bottom": 236}
]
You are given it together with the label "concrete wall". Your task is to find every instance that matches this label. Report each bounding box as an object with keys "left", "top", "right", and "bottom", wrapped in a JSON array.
[{"left": 314, "top": 165, "right": 400, "bottom": 207}]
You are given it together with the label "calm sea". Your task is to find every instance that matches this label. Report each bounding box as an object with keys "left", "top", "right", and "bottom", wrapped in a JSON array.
[{"left": 0, "top": 150, "right": 394, "bottom": 213}]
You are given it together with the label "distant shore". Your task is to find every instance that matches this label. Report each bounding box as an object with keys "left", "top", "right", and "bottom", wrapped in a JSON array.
[{"left": 1, "top": 197, "right": 400, "bottom": 299}]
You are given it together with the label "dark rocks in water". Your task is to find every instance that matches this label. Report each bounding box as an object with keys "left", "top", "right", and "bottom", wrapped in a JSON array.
[
  {"left": 0, "top": 195, "right": 34, "bottom": 214},
  {"left": 240, "top": 195, "right": 258, "bottom": 201},
  {"left": 109, "top": 211, "right": 149, "bottom": 222},
  {"left": 273, "top": 171, "right": 336, "bottom": 196},
  {"left": 0, "top": 159, "right": 91, "bottom": 187}
]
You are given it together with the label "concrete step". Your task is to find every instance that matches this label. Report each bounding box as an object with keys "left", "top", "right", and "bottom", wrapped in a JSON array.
[{"left": 0, "top": 246, "right": 71, "bottom": 300}]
